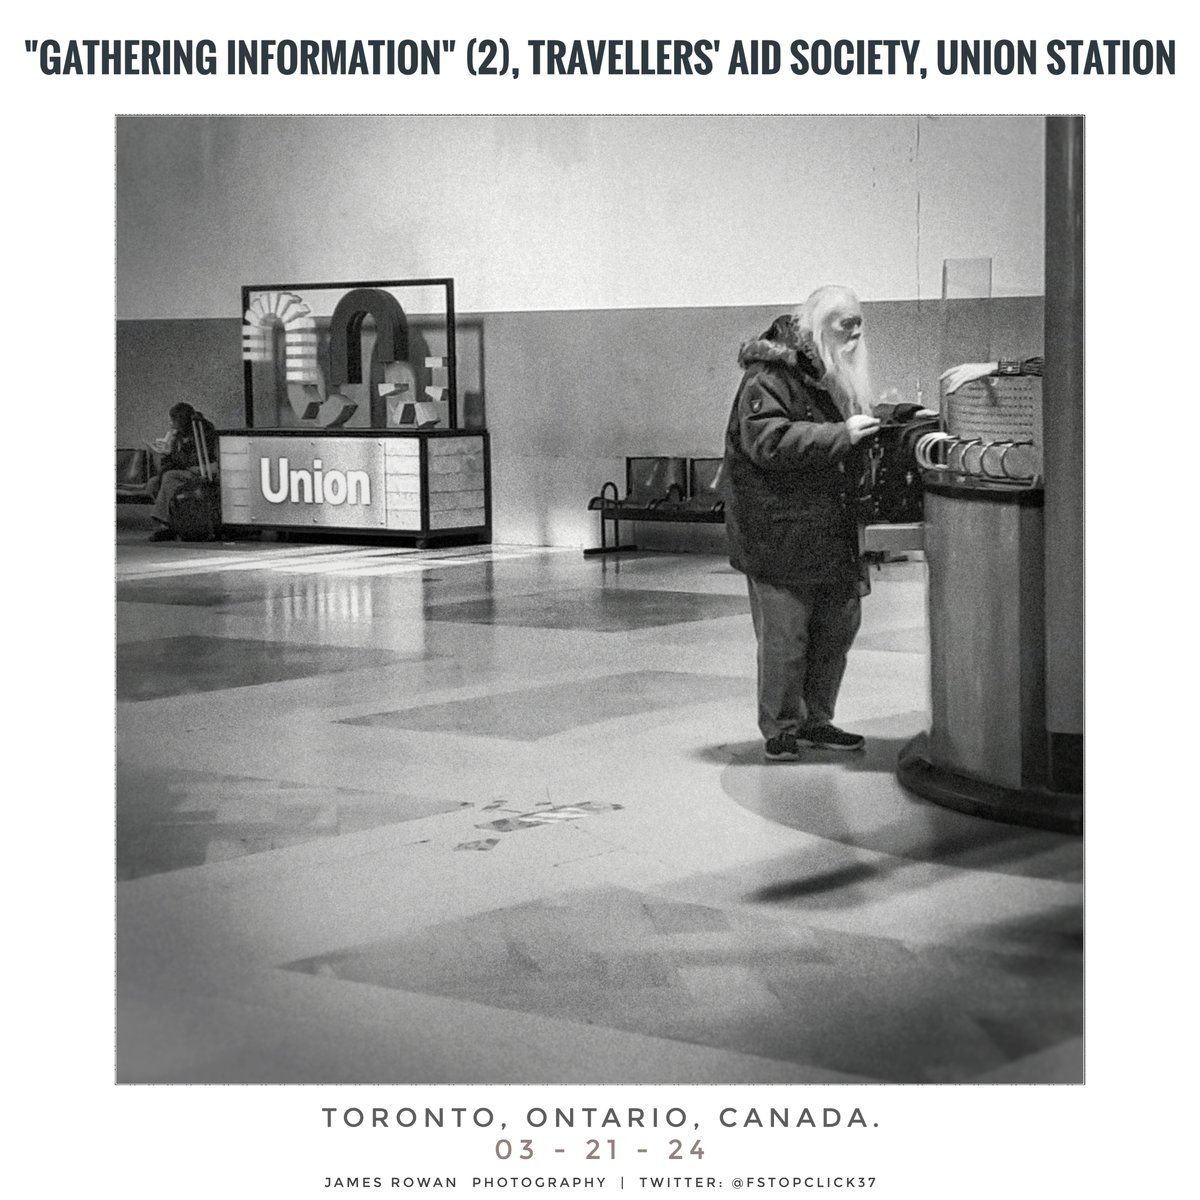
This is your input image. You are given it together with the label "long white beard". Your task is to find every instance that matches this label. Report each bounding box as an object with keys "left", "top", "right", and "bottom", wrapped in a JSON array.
[{"left": 819, "top": 337, "right": 874, "bottom": 417}]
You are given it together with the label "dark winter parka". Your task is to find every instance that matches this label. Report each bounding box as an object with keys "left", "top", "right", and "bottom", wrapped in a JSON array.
[
  {"left": 162, "top": 413, "right": 218, "bottom": 474},
  {"left": 722, "top": 315, "right": 866, "bottom": 593}
]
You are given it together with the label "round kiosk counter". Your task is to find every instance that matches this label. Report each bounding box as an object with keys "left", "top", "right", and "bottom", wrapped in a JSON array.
[{"left": 897, "top": 475, "right": 1082, "bottom": 834}]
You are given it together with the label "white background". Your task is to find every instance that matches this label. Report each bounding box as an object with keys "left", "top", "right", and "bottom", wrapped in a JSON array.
[{"left": 6, "top": 0, "right": 1194, "bottom": 1195}]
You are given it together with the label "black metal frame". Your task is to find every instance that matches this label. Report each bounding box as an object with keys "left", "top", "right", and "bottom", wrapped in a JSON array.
[
  {"left": 215, "top": 427, "right": 491, "bottom": 548},
  {"left": 584, "top": 481, "right": 638, "bottom": 557},
  {"left": 414, "top": 427, "right": 492, "bottom": 546},
  {"left": 116, "top": 447, "right": 154, "bottom": 504},
  {"left": 584, "top": 456, "right": 725, "bottom": 557},
  {"left": 240, "top": 277, "right": 458, "bottom": 430}
]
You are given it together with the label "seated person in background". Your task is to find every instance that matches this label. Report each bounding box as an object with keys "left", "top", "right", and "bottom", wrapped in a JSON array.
[
  {"left": 940, "top": 356, "right": 1044, "bottom": 395},
  {"left": 147, "top": 402, "right": 218, "bottom": 541}
]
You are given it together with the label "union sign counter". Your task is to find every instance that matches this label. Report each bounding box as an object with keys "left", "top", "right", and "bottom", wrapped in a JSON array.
[{"left": 217, "top": 428, "right": 491, "bottom": 546}]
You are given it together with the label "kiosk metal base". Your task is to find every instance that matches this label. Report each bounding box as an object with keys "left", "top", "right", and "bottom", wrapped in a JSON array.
[{"left": 898, "top": 733, "right": 1082, "bottom": 835}]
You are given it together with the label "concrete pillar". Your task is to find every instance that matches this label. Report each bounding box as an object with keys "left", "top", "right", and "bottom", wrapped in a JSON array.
[{"left": 1042, "top": 117, "right": 1085, "bottom": 794}]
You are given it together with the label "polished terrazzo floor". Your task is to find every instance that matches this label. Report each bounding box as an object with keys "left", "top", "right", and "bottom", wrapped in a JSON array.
[{"left": 115, "top": 526, "right": 1082, "bottom": 1084}]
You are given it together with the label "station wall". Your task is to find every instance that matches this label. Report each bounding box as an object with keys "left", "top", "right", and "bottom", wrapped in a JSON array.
[{"left": 116, "top": 115, "right": 1045, "bottom": 548}]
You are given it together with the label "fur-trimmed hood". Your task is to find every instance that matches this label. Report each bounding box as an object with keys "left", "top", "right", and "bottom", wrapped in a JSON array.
[{"left": 737, "top": 313, "right": 824, "bottom": 381}]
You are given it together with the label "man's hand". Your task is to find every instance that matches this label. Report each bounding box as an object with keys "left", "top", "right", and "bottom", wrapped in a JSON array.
[
  {"left": 846, "top": 414, "right": 882, "bottom": 445},
  {"left": 940, "top": 362, "right": 998, "bottom": 395}
]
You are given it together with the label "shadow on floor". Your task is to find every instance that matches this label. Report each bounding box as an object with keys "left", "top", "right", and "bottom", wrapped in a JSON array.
[
  {"left": 738, "top": 803, "right": 1081, "bottom": 913},
  {"left": 696, "top": 734, "right": 913, "bottom": 776}
]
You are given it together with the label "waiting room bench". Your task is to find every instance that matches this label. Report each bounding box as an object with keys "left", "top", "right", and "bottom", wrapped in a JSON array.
[
  {"left": 117, "top": 448, "right": 153, "bottom": 504},
  {"left": 585, "top": 454, "right": 920, "bottom": 568},
  {"left": 585, "top": 456, "right": 725, "bottom": 556}
]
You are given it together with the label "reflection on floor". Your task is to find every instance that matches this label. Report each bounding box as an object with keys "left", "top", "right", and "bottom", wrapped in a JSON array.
[
  {"left": 424, "top": 588, "right": 752, "bottom": 631},
  {"left": 116, "top": 533, "right": 1083, "bottom": 1084}
]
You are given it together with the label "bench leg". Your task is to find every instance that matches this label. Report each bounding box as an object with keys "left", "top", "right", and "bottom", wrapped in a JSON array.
[{"left": 583, "top": 509, "right": 638, "bottom": 557}]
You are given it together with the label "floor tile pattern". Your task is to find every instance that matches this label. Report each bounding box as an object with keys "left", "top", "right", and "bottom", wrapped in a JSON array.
[
  {"left": 284, "top": 885, "right": 1081, "bottom": 1083},
  {"left": 117, "top": 764, "right": 461, "bottom": 879},
  {"left": 116, "top": 634, "right": 416, "bottom": 701},
  {"left": 340, "top": 671, "right": 751, "bottom": 740},
  {"left": 115, "top": 533, "right": 1083, "bottom": 1085},
  {"left": 423, "top": 588, "right": 750, "bottom": 631}
]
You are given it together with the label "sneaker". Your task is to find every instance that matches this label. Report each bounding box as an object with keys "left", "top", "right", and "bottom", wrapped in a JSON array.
[
  {"left": 798, "top": 723, "right": 865, "bottom": 751},
  {"left": 764, "top": 732, "right": 802, "bottom": 762},
  {"left": 148, "top": 527, "right": 177, "bottom": 542}
]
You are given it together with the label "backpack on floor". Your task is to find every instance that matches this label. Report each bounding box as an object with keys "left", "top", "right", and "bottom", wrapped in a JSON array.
[{"left": 169, "top": 417, "right": 222, "bottom": 541}]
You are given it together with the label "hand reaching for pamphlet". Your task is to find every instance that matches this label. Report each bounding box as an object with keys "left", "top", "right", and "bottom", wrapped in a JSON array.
[
  {"left": 846, "top": 414, "right": 882, "bottom": 445},
  {"left": 939, "top": 363, "right": 997, "bottom": 395}
]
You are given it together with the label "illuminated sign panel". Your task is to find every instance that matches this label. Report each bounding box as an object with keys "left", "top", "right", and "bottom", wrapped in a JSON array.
[
  {"left": 218, "top": 433, "right": 486, "bottom": 534},
  {"left": 259, "top": 457, "right": 372, "bottom": 507},
  {"left": 219, "top": 435, "right": 397, "bottom": 529}
]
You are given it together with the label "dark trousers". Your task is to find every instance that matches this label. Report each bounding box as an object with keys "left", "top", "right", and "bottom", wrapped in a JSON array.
[
  {"left": 746, "top": 575, "right": 862, "bottom": 739},
  {"left": 150, "top": 468, "right": 200, "bottom": 525}
]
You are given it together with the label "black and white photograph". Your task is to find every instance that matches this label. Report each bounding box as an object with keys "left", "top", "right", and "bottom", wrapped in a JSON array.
[
  {"left": 10, "top": 2, "right": 1194, "bottom": 1194},
  {"left": 113, "top": 113, "right": 1081, "bottom": 1086}
]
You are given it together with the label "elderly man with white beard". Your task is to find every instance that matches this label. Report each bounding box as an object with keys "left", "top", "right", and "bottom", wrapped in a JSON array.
[{"left": 722, "top": 285, "right": 882, "bottom": 761}]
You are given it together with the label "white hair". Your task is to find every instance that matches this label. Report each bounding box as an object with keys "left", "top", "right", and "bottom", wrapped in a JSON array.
[{"left": 797, "top": 285, "right": 874, "bottom": 417}]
